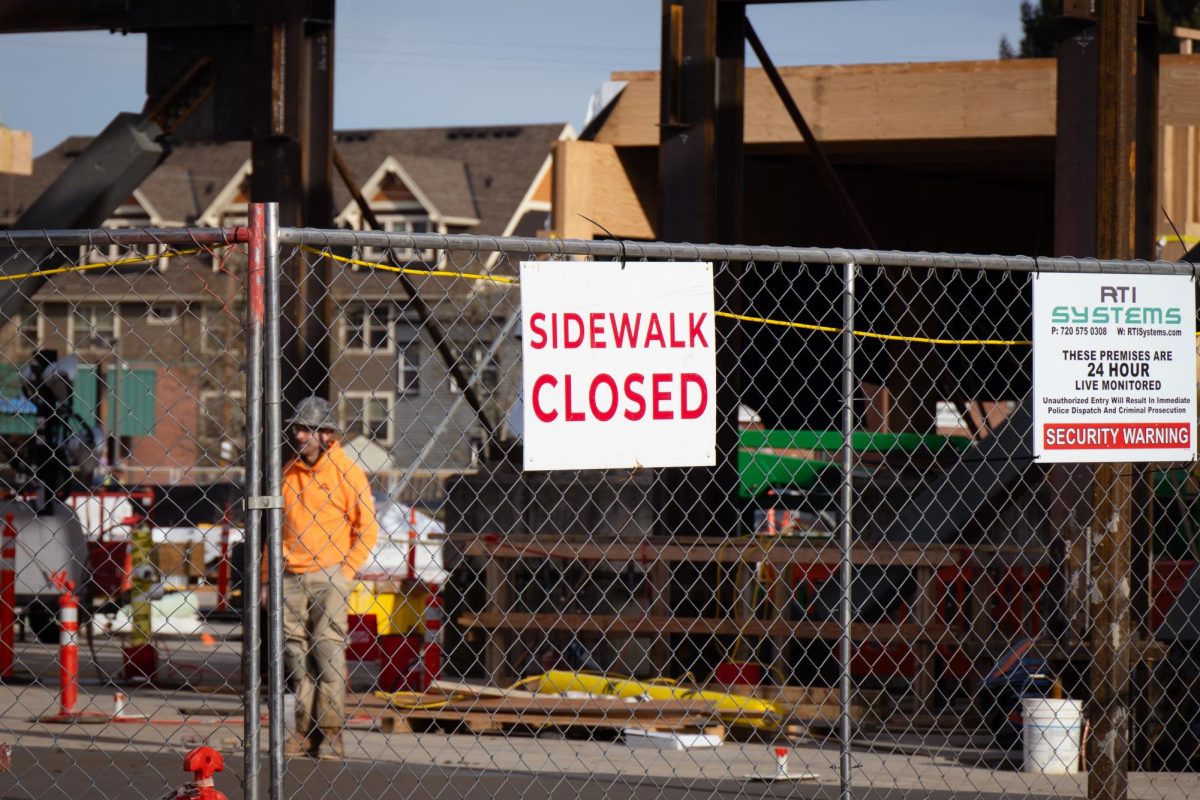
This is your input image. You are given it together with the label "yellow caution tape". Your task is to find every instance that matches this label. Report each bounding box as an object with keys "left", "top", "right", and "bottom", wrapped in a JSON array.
[
  {"left": 0, "top": 247, "right": 212, "bottom": 283},
  {"left": 301, "top": 244, "right": 518, "bottom": 285},
  {"left": 715, "top": 311, "right": 1032, "bottom": 346},
  {"left": 1160, "top": 234, "right": 1200, "bottom": 245},
  {"left": 304, "top": 246, "right": 1200, "bottom": 347}
]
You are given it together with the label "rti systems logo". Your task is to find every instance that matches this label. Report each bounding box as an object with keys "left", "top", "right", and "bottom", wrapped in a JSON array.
[{"left": 1051, "top": 284, "right": 1183, "bottom": 326}]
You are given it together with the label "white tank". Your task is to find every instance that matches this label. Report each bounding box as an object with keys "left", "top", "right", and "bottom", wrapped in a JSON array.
[{"left": 0, "top": 499, "right": 88, "bottom": 601}]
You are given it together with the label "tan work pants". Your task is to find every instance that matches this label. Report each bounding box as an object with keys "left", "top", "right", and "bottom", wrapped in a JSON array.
[{"left": 281, "top": 568, "right": 350, "bottom": 736}]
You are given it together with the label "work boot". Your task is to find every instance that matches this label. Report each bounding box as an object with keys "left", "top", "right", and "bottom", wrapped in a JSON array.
[
  {"left": 283, "top": 732, "right": 314, "bottom": 758},
  {"left": 318, "top": 731, "right": 345, "bottom": 761}
]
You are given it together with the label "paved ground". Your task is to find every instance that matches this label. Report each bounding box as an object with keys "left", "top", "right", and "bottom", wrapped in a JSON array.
[{"left": 0, "top": 637, "right": 1197, "bottom": 800}]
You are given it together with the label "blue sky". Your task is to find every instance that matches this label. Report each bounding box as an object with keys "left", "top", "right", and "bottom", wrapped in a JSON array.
[{"left": 0, "top": 1, "right": 1023, "bottom": 156}]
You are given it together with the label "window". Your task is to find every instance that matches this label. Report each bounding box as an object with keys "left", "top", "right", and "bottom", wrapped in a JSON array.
[
  {"left": 449, "top": 343, "right": 500, "bottom": 396},
  {"left": 76, "top": 221, "right": 163, "bottom": 269},
  {"left": 78, "top": 224, "right": 126, "bottom": 266},
  {"left": 343, "top": 303, "right": 395, "bottom": 353},
  {"left": 467, "top": 433, "right": 484, "bottom": 467},
  {"left": 200, "top": 307, "right": 225, "bottom": 354},
  {"left": 146, "top": 304, "right": 179, "bottom": 325},
  {"left": 70, "top": 304, "right": 119, "bottom": 349},
  {"left": 397, "top": 336, "right": 421, "bottom": 397},
  {"left": 341, "top": 391, "right": 394, "bottom": 444},
  {"left": 17, "top": 311, "right": 40, "bottom": 349},
  {"left": 363, "top": 215, "right": 434, "bottom": 262}
]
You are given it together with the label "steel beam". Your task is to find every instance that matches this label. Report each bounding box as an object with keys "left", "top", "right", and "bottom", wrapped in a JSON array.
[
  {"left": 251, "top": 0, "right": 336, "bottom": 406},
  {"left": 0, "top": 1, "right": 255, "bottom": 33},
  {"left": 1090, "top": 3, "right": 1138, "bottom": 799},
  {"left": 1129, "top": 5, "right": 1160, "bottom": 770},
  {"left": 744, "top": 19, "right": 875, "bottom": 249},
  {"left": 658, "top": 0, "right": 743, "bottom": 538},
  {"left": 0, "top": 114, "right": 165, "bottom": 323},
  {"left": 1055, "top": 14, "right": 1098, "bottom": 259}
]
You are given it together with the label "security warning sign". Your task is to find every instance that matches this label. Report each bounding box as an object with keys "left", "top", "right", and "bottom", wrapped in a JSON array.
[
  {"left": 1032, "top": 273, "right": 1197, "bottom": 463},
  {"left": 520, "top": 261, "right": 716, "bottom": 471}
]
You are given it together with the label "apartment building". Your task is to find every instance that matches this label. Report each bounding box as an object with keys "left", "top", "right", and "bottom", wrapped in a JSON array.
[{"left": 0, "top": 123, "right": 571, "bottom": 485}]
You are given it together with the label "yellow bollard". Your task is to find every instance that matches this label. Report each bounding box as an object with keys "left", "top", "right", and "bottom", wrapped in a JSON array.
[{"left": 123, "top": 515, "right": 157, "bottom": 682}]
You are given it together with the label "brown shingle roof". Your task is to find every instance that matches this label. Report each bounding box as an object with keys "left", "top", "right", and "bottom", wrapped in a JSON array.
[
  {"left": 1, "top": 123, "right": 566, "bottom": 235},
  {"left": 333, "top": 124, "right": 565, "bottom": 236},
  {"left": 145, "top": 141, "right": 251, "bottom": 223},
  {"left": 0, "top": 136, "right": 93, "bottom": 224}
]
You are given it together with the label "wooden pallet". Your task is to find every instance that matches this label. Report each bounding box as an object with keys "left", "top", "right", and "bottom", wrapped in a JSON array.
[{"left": 383, "top": 697, "right": 722, "bottom": 736}]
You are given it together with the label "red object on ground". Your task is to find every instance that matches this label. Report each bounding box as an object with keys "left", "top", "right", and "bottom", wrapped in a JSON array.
[
  {"left": 713, "top": 660, "right": 763, "bottom": 687},
  {"left": 123, "top": 643, "right": 158, "bottom": 684},
  {"left": 215, "top": 523, "right": 231, "bottom": 614},
  {"left": 38, "top": 573, "right": 108, "bottom": 723},
  {"left": 346, "top": 613, "right": 379, "bottom": 661},
  {"left": 406, "top": 506, "right": 417, "bottom": 582},
  {"left": 87, "top": 540, "right": 132, "bottom": 597},
  {"left": 176, "top": 746, "right": 228, "bottom": 800},
  {"left": 0, "top": 514, "right": 15, "bottom": 679},
  {"left": 57, "top": 575, "right": 78, "bottom": 714},
  {"left": 417, "top": 590, "right": 443, "bottom": 692},
  {"left": 377, "top": 634, "right": 422, "bottom": 692}
]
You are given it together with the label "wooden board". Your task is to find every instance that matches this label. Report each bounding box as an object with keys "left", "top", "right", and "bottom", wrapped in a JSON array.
[
  {"left": 456, "top": 610, "right": 948, "bottom": 644},
  {"left": 425, "top": 680, "right": 538, "bottom": 701},
  {"left": 597, "top": 59, "right": 1058, "bottom": 148},
  {"left": 552, "top": 139, "right": 656, "bottom": 241},
  {"left": 452, "top": 533, "right": 1034, "bottom": 568},
  {"left": 429, "top": 697, "right": 722, "bottom": 718},
  {"left": 381, "top": 708, "right": 718, "bottom": 737},
  {"left": 714, "top": 684, "right": 876, "bottom": 726},
  {"left": 0, "top": 127, "right": 32, "bottom": 176},
  {"left": 591, "top": 57, "right": 1200, "bottom": 149},
  {"left": 375, "top": 691, "right": 778, "bottom": 737}
]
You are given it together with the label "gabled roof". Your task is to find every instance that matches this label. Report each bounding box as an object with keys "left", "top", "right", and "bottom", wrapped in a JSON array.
[
  {"left": 335, "top": 153, "right": 479, "bottom": 226},
  {"left": 142, "top": 142, "right": 252, "bottom": 224},
  {"left": 333, "top": 124, "right": 569, "bottom": 236},
  {"left": 1, "top": 123, "right": 570, "bottom": 236}
]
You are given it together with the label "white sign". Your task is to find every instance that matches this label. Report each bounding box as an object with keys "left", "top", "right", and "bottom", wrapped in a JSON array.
[
  {"left": 1033, "top": 273, "right": 1197, "bottom": 463},
  {"left": 520, "top": 261, "right": 717, "bottom": 471}
]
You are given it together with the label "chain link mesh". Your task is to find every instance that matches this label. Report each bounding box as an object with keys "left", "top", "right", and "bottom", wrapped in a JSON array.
[
  {"left": 1, "top": 225, "right": 1198, "bottom": 799},
  {"left": 0, "top": 230, "right": 250, "bottom": 799}
]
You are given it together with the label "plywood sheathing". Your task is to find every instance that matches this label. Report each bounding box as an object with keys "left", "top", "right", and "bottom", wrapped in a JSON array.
[{"left": 594, "top": 56, "right": 1200, "bottom": 149}]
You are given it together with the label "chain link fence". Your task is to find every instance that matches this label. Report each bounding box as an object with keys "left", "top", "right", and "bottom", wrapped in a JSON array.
[
  {"left": 0, "top": 226, "right": 253, "bottom": 798},
  {"left": 0, "top": 219, "right": 1197, "bottom": 800}
]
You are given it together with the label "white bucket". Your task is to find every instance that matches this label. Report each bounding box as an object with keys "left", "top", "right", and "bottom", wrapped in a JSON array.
[{"left": 1022, "top": 698, "right": 1083, "bottom": 774}]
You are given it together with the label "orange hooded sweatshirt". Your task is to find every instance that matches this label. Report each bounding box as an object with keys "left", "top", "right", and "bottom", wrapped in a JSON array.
[{"left": 269, "top": 441, "right": 379, "bottom": 580}]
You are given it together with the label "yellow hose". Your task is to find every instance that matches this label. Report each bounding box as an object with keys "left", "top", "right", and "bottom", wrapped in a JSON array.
[
  {"left": 373, "top": 690, "right": 453, "bottom": 710},
  {"left": 528, "top": 670, "right": 784, "bottom": 729}
]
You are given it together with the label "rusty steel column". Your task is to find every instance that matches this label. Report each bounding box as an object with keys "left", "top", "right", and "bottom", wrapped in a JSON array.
[
  {"left": 252, "top": 0, "right": 335, "bottom": 405},
  {"left": 658, "top": 0, "right": 743, "bottom": 538},
  {"left": 1056, "top": 9, "right": 1098, "bottom": 259},
  {"left": 1090, "top": 2, "right": 1137, "bottom": 799}
]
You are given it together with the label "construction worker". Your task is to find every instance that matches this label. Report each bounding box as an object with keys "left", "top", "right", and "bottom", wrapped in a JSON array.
[{"left": 272, "top": 396, "right": 379, "bottom": 760}]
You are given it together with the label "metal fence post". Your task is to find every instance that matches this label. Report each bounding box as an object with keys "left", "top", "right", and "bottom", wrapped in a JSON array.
[
  {"left": 263, "top": 203, "right": 285, "bottom": 799},
  {"left": 839, "top": 260, "right": 857, "bottom": 800},
  {"left": 243, "top": 204, "right": 266, "bottom": 800}
]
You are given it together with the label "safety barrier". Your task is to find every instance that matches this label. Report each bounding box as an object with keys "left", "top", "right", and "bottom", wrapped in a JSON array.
[
  {"left": 0, "top": 220, "right": 1197, "bottom": 800},
  {"left": 0, "top": 514, "right": 13, "bottom": 679}
]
